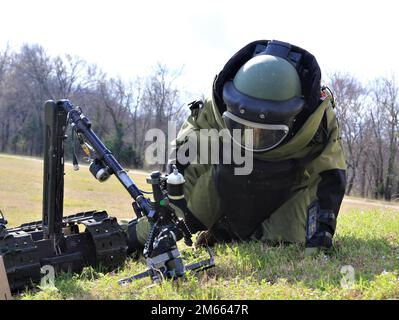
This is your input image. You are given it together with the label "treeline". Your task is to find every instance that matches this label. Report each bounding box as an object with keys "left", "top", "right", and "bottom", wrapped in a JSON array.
[
  {"left": 329, "top": 73, "right": 398, "bottom": 201},
  {"left": 0, "top": 44, "right": 187, "bottom": 168},
  {"left": 0, "top": 44, "right": 399, "bottom": 201}
]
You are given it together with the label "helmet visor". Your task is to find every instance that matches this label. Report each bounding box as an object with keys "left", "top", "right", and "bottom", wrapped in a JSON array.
[{"left": 223, "top": 111, "right": 289, "bottom": 152}]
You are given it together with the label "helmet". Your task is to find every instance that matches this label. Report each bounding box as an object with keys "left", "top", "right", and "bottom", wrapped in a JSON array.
[
  {"left": 220, "top": 40, "right": 320, "bottom": 152},
  {"left": 233, "top": 54, "right": 301, "bottom": 101}
]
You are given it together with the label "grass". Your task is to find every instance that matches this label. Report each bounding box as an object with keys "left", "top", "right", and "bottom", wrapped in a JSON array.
[{"left": 1, "top": 153, "right": 399, "bottom": 300}]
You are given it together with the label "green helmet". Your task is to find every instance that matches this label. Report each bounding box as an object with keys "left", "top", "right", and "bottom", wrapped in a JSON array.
[
  {"left": 233, "top": 54, "right": 302, "bottom": 101},
  {"left": 222, "top": 52, "right": 306, "bottom": 152}
]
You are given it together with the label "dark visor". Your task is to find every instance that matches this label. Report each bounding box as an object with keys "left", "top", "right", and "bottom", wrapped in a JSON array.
[{"left": 223, "top": 111, "right": 289, "bottom": 152}]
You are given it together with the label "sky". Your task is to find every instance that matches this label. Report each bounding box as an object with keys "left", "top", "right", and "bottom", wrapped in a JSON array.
[{"left": 1, "top": 0, "right": 398, "bottom": 98}]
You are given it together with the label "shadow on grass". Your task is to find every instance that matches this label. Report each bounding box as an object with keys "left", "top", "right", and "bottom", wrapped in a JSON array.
[{"left": 204, "top": 236, "right": 399, "bottom": 291}]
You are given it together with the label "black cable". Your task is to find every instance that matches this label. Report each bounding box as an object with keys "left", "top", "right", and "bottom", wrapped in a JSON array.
[
  {"left": 139, "top": 189, "right": 153, "bottom": 195},
  {"left": 71, "top": 128, "right": 79, "bottom": 170}
]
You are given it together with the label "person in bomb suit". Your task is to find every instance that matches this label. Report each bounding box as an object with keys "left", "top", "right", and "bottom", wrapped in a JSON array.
[{"left": 126, "top": 40, "right": 347, "bottom": 254}]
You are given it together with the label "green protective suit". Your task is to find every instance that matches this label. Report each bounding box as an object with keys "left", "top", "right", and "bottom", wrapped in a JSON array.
[
  {"left": 172, "top": 91, "right": 346, "bottom": 244},
  {"left": 132, "top": 90, "right": 346, "bottom": 246}
]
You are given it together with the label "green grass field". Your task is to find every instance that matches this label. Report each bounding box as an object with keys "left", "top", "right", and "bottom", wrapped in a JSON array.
[{"left": 1, "top": 154, "right": 399, "bottom": 300}]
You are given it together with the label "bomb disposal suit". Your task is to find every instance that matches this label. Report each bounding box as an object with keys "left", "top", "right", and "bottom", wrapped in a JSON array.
[{"left": 126, "top": 40, "right": 347, "bottom": 253}]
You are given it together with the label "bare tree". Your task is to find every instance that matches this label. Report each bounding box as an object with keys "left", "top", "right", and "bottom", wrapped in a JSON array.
[
  {"left": 370, "top": 76, "right": 399, "bottom": 200},
  {"left": 52, "top": 54, "right": 86, "bottom": 98},
  {"left": 96, "top": 77, "right": 135, "bottom": 160},
  {"left": 140, "top": 63, "right": 186, "bottom": 169},
  {"left": 329, "top": 73, "right": 367, "bottom": 195}
]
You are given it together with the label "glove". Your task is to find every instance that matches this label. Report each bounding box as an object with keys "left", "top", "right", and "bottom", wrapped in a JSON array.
[
  {"left": 194, "top": 230, "right": 218, "bottom": 248},
  {"left": 305, "top": 204, "right": 337, "bottom": 254}
]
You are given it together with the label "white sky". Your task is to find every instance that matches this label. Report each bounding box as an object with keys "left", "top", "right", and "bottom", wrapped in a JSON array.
[{"left": 1, "top": 0, "right": 398, "bottom": 98}]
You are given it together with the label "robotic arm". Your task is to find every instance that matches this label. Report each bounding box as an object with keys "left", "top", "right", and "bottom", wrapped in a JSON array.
[{"left": 58, "top": 100, "right": 214, "bottom": 283}]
